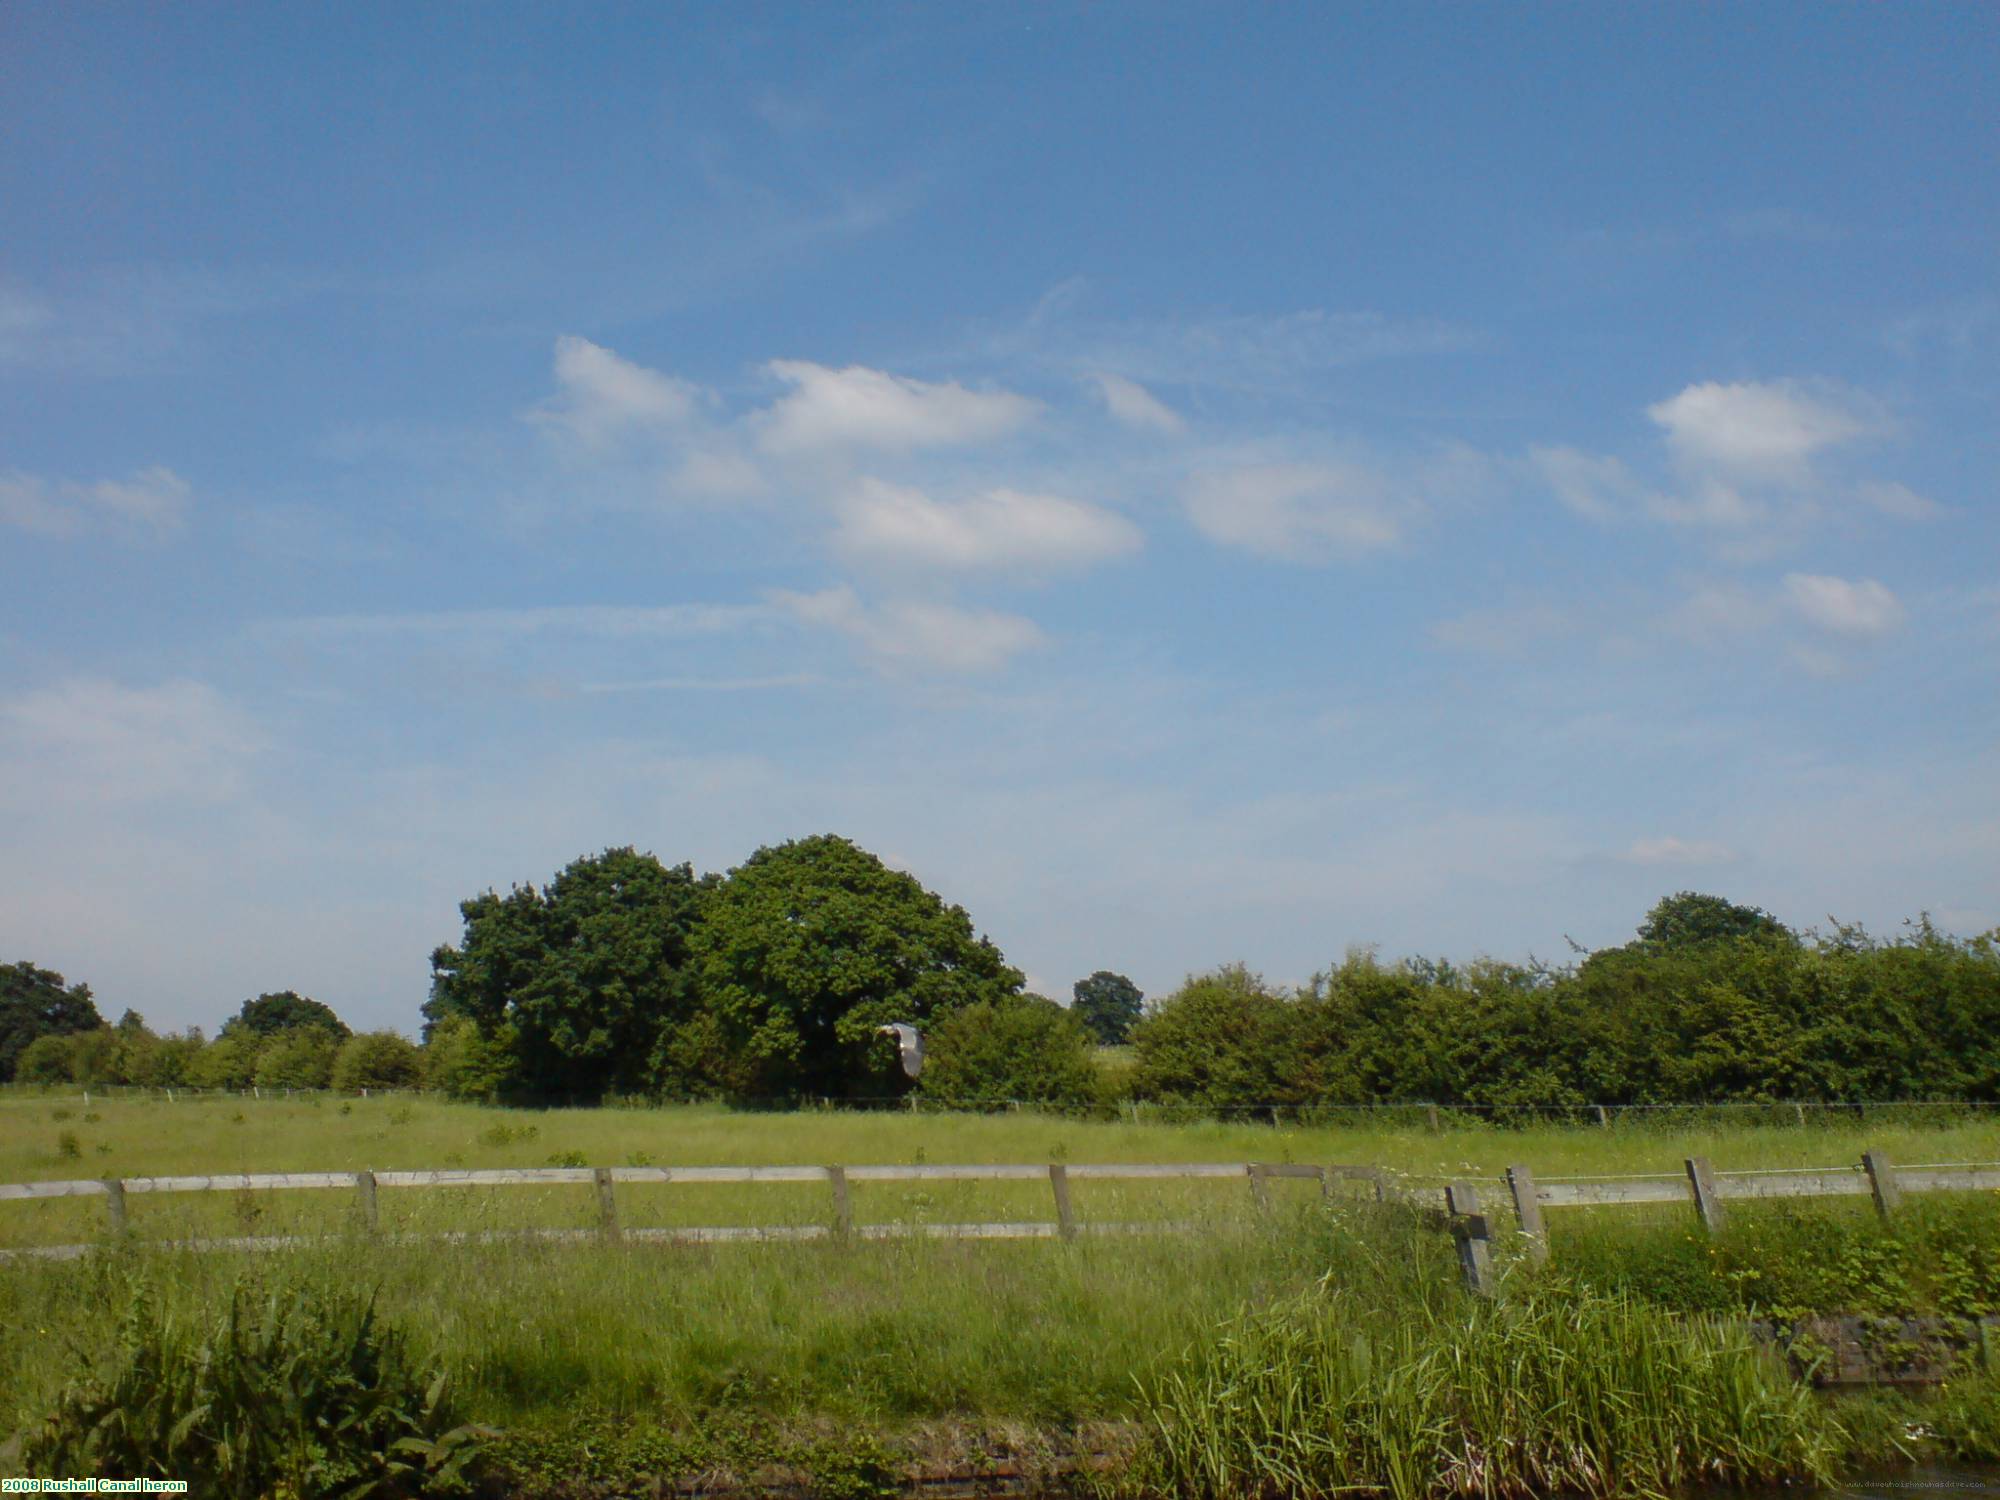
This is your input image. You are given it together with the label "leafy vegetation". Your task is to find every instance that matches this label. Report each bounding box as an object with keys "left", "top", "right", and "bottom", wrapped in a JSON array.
[
  {"left": 21, "top": 1271, "right": 492, "bottom": 1496},
  {"left": 1071, "top": 969, "right": 1144, "bottom": 1045}
]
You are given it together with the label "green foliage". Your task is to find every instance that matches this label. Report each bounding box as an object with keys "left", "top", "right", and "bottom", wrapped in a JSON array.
[
  {"left": 15, "top": 1033, "right": 75, "bottom": 1085},
  {"left": 1142, "top": 1280, "right": 1839, "bottom": 1500},
  {"left": 0, "top": 960, "right": 101, "bottom": 1082},
  {"left": 1129, "top": 908, "right": 2000, "bottom": 1109},
  {"left": 1635, "top": 891, "right": 1794, "bottom": 951},
  {"left": 253, "top": 1026, "right": 343, "bottom": 1090},
  {"left": 188, "top": 1030, "right": 260, "bottom": 1090},
  {"left": 689, "top": 834, "right": 1024, "bottom": 1098},
  {"left": 427, "top": 846, "right": 708, "bottom": 1102},
  {"left": 919, "top": 994, "right": 1099, "bottom": 1107},
  {"left": 421, "top": 1015, "right": 515, "bottom": 1102},
  {"left": 333, "top": 1031, "right": 423, "bottom": 1092},
  {"left": 224, "top": 990, "right": 351, "bottom": 1040},
  {"left": 21, "top": 1274, "right": 494, "bottom": 1496},
  {"left": 1071, "top": 970, "right": 1144, "bottom": 1045},
  {"left": 66, "top": 1025, "right": 121, "bottom": 1086}
]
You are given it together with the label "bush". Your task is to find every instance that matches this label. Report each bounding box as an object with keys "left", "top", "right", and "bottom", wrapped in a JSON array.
[
  {"left": 422, "top": 1014, "right": 515, "bottom": 1102},
  {"left": 332, "top": 1030, "right": 423, "bottom": 1092},
  {"left": 918, "top": 994, "right": 1099, "bottom": 1108},
  {"left": 15, "top": 1033, "right": 74, "bottom": 1085},
  {"left": 22, "top": 1274, "right": 493, "bottom": 1496},
  {"left": 252, "top": 1026, "right": 342, "bottom": 1090},
  {"left": 188, "top": 1031, "right": 259, "bottom": 1090}
]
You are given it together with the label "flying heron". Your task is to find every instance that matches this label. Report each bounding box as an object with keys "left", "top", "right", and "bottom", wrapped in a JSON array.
[{"left": 876, "top": 1022, "right": 924, "bottom": 1080}]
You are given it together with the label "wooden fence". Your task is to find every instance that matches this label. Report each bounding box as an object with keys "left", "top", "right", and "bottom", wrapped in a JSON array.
[{"left": 1, "top": 1152, "right": 1995, "bottom": 1272}]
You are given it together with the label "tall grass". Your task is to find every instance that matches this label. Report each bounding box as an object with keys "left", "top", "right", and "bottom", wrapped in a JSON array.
[{"left": 1141, "top": 1280, "right": 1841, "bottom": 1500}]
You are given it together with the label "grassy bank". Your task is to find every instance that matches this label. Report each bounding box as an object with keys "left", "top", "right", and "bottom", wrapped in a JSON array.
[{"left": 3, "top": 1100, "right": 1999, "bottom": 1494}]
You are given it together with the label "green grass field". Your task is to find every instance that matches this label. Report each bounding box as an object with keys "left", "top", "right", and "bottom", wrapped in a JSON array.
[{"left": 4, "top": 1096, "right": 1998, "bottom": 1493}]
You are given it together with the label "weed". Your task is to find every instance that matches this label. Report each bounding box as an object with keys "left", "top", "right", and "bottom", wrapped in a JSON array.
[{"left": 55, "top": 1132, "right": 79, "bottom": 1161}]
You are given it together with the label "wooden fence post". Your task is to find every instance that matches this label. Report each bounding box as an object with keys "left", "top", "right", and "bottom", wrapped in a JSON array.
[
  {"left": 1426, "top": 1104, "right": 1441, "bottom": 1134},
  {"left": 1247, "top": 1163, "right": 1271, "bottom": 1211},
  {"left": 826, "top": 1165, "right": 853, "bottom": 1236},
  {"left": 1861, "top": 1149, "right": 1902, "bottom": 1219},
  {"left": 1685, "top": 1156, "right": 1727, "bottom": 1233},
  {"left": 1505, "top": 1164, "right": 1549, "bottom": 1266},
  {"left": 1048, "top": 1163, "right": 1077, "bottom": 1241},
  {"left": 354, "top": 1170, "right": 379, "bottom": 1233},
  {"left": 1595, "top": 1105, "right": 1610, "bottom": 1129},
  {"left": 593, "top": 1167, "right": 620, "bottom": 1240},
  {"left": 1446, "top": 1182, "right": 1493, "bottom": 1296},
  {"left": 103, "top": 1178, "right": 127, "bottom": 1236}
]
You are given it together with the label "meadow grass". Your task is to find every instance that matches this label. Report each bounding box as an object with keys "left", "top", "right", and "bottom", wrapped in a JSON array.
[
  {"left": 5, "top": 1091, "right": 1998, "bottom": 1253},
  {"left": 4, "top": 1097, "right": 1999, "bottom": 1493}
]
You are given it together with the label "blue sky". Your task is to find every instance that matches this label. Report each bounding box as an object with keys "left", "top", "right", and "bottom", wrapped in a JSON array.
[{"left": 3, "top": 5, "right": 1995, "bottom": 1033}]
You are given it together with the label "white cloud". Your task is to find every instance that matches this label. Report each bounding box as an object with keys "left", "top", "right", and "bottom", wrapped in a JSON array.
[
  {"left": 539, "top": 336, "right": 704, "bottom": 444},
  {"left": 0, "top": 466, "right": 191, "bottom": 539},
  {"left": 1090, "top": 373, "right": 1183, "bottom": 434},
  {"left": 1781, "top": 573, "right": 1905, "bottom": 638},
  {"left": 832, "top": 478, "right": 1141, "bottom": 574},
  {"left": 0, "top": 678, "right": 265, "bottom": 808},
  {"left": 1528, "top": 446, "right": 1653, "bottom": 521},
  {"left": 772, "top": 585, "right": 1045, "bottom": 672},
  {"left": 1855, "top": 480, "right": 1942, "bottom": 521},
  {"left": 1647, "top": 380, "right": 1872, "bottom": 485},
  {"left": 1616, "top": 836, "right": 1740, "bottom": 867},
  {"left": 757, "top": 361, "right": 1039, "bottom": 453},
  {"left": 269, "top": 603, "right": 769, "bottom": 641},
  {"left": 1185, "top": 462, "right": 1402, "bottom": 562},
  {"left": 1429, "top": 602, "right": 1572, "bottom": 654}
]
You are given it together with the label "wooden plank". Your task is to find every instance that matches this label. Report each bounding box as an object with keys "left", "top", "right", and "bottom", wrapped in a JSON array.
[
  {"left": 1686, "top": 1157, "right": 1727, "bottom": 1233},
  {"left": 594, "top": 1167, "right": 619, "bottom": 1239},
  {"left": 1446, "top": 1183, "right": 1492, "bottom": 1296},
  {"left": 607, "top": 1165, "right": 830, "bottom": 1184},
  {"left": 1258, "top": 1163, "right": 1325, "bottom": 1180},
  {"left": 1324, "top": 1165, "right": 1389, "bottom": 1201},
  {"left": 1065, "top": 1163, "right": 1250, "bottom": 1180},
  {"left": 1861, "top": 1151, "right": 1901, "bottom": 1218},
  {"left": 1901, "top": 1167, "right": 2000, "bottom": 1194},
  {"left": 120, "top": 1172, "right": 361, "bottom": 1194},
  {"left": 843, "top": 1164, "right": 1049, "bottom": 1182},
  {"left": 1714, "top": 1171, "right": 1869, "bottom": 1200},
  {"left": 826, "top": 1165, "right": 852, "bottom": 1235},
  {"left": 1247, "top": 1163, "right": 1270, "bottom": 1211},
  {"left": 374, "top": 1168, "right": 598, "bottom": 1187},
  {"left": 1505, "top": 1165, "right": 1548, "bottom": 1266},
  {"left": 1537, "top": 1179, "right": 1689, "bottom": 1207},
  {"left": 0, "top": 1180, "right": 108, "bottom": 1200},
  {"left": 1048, "top": 1163, "right": 1077, "bottom": 1241}
]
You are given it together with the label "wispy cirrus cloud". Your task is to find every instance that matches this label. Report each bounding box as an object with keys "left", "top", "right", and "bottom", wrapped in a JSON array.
[
  {"left": 756, "top": 360, "right": 1040, "bottom": 454},
  {"left": 0, "top": 466, "right": 191, "bottom": 539},
  {"left": 1184, "top": 461, "right": 1405, "bottom": 562},
  {"left": 771, "top": 584, "right": 1045, "bottom": 673},
  {"left": 832, "top": 478, "right": 1141, "bottom": 575}
]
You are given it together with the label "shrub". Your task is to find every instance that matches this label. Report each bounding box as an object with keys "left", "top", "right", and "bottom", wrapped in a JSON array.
[
  {"left": 422, "top": 1015, "right": 515, "bottom": 1103},
  {"left": 15, "top": 1033, "right": 74, "bottom": 1085},
  {"left": 918, "top": 994, "right": 1099, "bottom": 1108},
  {"left": 251, "top": 1026, "right": 342, "bottom": 1090},
  {"left": 22, "top": 1275, "right": 494, "bottom": 1496},
  {"left": 332, "top": 1030, "right": 423, "bottom": 1092}
]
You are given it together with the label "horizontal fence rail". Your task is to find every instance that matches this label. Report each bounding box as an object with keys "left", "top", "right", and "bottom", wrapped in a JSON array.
[{"left": 1, "top": 1151, "right": 1994, "bottom": 1266}]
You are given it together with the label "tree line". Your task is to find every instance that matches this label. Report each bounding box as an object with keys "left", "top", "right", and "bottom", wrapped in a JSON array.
[{"left": 6, "top": 838, "right": 1997, "bottom": 1111}]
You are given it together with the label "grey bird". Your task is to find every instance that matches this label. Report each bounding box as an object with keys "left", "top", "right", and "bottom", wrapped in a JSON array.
[{"left": 876, "top": 1023, "right": 924, "bottom": 1080}]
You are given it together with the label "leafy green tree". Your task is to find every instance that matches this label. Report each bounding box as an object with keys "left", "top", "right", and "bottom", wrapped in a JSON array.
[
  {"left": 0, "top": 962, "right": 102, "bottom": 1081},
  {"left": 223, "top": 991, "right": 351, "bottom": 1040},
  {"left": 330, "top": 1030, "right": 422, "bottom": 1092},
  {"left": 421, "top": 1014, "right": 515, "bottom": 1102},
  {"left": 1635, "top": 892, "right": 1792, "bottom": 951},
  {"left": 919, "top": 994, "right": 1100, "bottom": 1107},
  {"left": 1130, "top": 965, "right": 1297, "bottom": 1106},
  {"left": 188, "top": 1031, "right": 259, "bottom": 1090},
  {"left": 15, "top": 1033, "right": 76, "bottom": 1084},
  {"left": 1071, "top": 971, "right": 1145, "bottom": 1046},
  {"left": 68, "top": 1026, "right": 122, "bottom": 1086},
  {"left": 689, "top": 834, "right": 1024, "bottom": 1098},
  {"left": 427, "top": 847, "right": 709, "bottom": 1101},
  {"left": 253, "top": 1028, "right": 342, "bottom": 1090}
]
